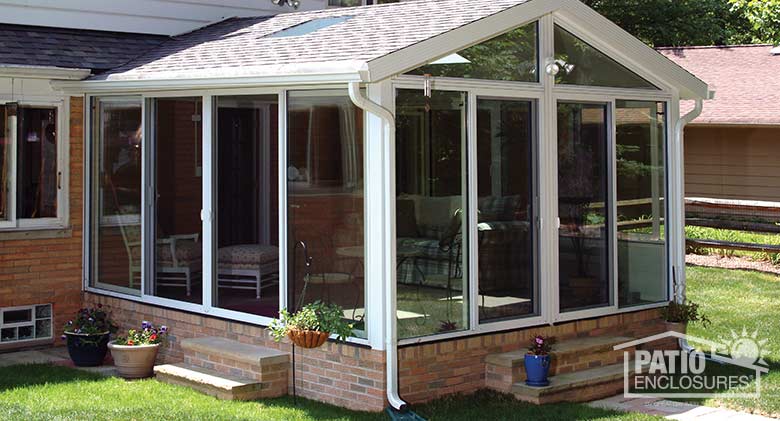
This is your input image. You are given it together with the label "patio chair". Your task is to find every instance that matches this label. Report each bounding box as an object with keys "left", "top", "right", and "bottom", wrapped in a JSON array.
[{"left": 216, "top": 244, "right": 279, "bottom": 299}]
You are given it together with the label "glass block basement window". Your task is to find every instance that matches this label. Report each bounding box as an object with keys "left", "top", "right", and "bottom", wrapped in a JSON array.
[{"left": 0, "top": 304, "right": 52, "bottom": 343}]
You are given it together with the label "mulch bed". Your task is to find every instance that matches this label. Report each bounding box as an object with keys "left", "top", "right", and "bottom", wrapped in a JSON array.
[{"left": 686, "top": 254, "right": 780, "bottom": 275}]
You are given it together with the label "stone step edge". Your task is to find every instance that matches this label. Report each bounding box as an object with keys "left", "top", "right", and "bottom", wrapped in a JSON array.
[
  {"left": 180, "top": 337, "right": 289, "bottom": 367},
  {"left": 510, "top": 361, "right": 639, "bottom": 398},
  {"left": 486, "top": 335, "right": 635, "bottom": 368},
  {"left": 154, "top": 363, "right": 275, "bottom": 401}
]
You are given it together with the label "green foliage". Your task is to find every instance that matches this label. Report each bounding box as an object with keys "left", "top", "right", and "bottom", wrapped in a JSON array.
[
  {"left": 730, "top": 0, "right": 780, "bottom": 45},
  {"left": 269, "top": 301, "right": 354, "bottom": 342},
  {"left": 582, "top": 0, "right": 757, "bottom": 47},
  {"left": 62, "top": 306, "right": 117, "bottom": 336},
  {"left": 528, "top": 335, "right": 556, "bottom": 356},
  {"left": 661, "top": 299, "right": 711, "bottom": 326}
]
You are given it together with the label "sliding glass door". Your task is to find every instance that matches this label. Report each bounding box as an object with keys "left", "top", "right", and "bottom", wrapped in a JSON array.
[
  {"left": 476, "top": 98, "right": 537, "bottom": 323},
  {"left": 557, "top": 102, "right": 611, "bottom": 313}
]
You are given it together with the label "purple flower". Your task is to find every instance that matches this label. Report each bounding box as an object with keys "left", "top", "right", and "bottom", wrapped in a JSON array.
[
  {"left": 160, "top": 325, "right": 168, "bottom": 333},
  {"left": 67, "top": 320, "right": 73, "bottom": 325},
  {"left": 60, "top": 335, "right": 67, "bottom": 340},
  {"left": 535, "top": 337, "right": 544, "bottom": 345},
  {"left": 88, "top": 317, "right": 94, "bottom": 322},
  {"left": 141, "top": 321, "right": 150, "bottom": 329}
]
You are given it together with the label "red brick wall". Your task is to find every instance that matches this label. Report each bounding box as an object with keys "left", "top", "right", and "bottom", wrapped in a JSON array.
[
  {"left": 84, "top": 293, "right": 387, "bottom": 412},
  {"left": 398, "top": 308, "right": 668, "bottom": 404},
  {"left": 0, "top": 97, "right": 84, "bottom": 349}
]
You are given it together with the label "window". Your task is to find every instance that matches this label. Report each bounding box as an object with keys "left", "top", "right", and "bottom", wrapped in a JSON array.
[
  {"left": 557, "top": 102, "right": 611, "bottom": 312},
  {"left": 215, "top": 94, "right": 279, "bottom": 318},
  {"left": 0, "top": 103, "right": 62, "bottom": 228},
  {"left": 287, "top": 90, "right": 366, "bottom": 339},
  {"left": 395, "top": 89, "right": 469, "bottom": 339},
  {"left": 476, "top": 98, "right": 537, "bottom": 323},
  {"left": 407, "top": 22, "right": 538, "bottom": 83},
  {"left": 616, "top": 100, "right": 667, "bottom": 307},
  {"left": 91, "top": 97, "right": 143, "bottom": 294},
  {"left": 554, "top": 25, "right": 657, "bottom": 90}
]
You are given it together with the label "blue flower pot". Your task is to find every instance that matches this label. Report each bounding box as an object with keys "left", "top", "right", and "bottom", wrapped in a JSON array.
[{"left": 524, "top": 354, "right": 551, "bottom": 387}]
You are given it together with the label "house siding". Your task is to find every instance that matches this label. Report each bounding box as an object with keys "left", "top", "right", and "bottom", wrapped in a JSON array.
[
  {"left": 0, "top": 96, "right": 84, "bottom": 350},
  {"left": 685, "top": 126, "right": 780, "bottom": 202}
]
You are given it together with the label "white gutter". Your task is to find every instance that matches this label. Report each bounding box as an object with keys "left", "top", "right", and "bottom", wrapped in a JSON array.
[
  {"left": 0, "top": 65, "right": 91, "bottom": 80},
  {"left": 347, "top": 81, "right": 407, "bottom": 412},
  {"left": 673, "top": 97, "right": 704, "bottom": 353}
]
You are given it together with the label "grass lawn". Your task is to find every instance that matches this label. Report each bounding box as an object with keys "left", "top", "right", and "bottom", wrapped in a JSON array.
[
  {"left": 685, "top": 265, "right": 780, "bottom": 417},
  {"left": 0, "top": 364, "right": 660, "bottom": 421}
]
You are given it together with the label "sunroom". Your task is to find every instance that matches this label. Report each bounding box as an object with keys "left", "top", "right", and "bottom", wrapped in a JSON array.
[{"left": 55, "top": 0, "right": 710, "bottom": 410}]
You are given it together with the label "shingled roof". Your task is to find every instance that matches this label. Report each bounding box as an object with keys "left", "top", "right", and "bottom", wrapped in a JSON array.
[
  {"left": 0, "top": 24, "right": 168, "bottom": 72},
  {"left": 659, "top": 44, "right": 780, "bottom": 126},
  {"left": 91, "top": 0, "right": 532, "bottom": 81}
]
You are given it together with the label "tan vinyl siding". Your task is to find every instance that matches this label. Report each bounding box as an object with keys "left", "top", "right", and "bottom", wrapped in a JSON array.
[{"left": 685, "top": 126, "right": 780, "bottom": 202}]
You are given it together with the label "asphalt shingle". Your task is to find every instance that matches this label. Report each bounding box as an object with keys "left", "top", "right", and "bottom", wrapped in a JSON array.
[{"left": 0, "top": 24, "right": 168, "bottom": 72}]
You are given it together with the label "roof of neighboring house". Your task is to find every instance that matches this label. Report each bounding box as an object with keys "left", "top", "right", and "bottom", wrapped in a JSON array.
[
  {"left": 658, "top": 44, "right": 780, "bottom": 126},
  {"left": 0, "top": 24, "right": 168, "bottom": 73},
  {"left": 92, "top": 0, "right": 533, "bottom": 81}
]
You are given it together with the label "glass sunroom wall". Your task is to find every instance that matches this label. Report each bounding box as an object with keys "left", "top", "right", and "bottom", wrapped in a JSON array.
[
  {"left": 395, "top": 89, "right": 469, "bottom": 339},
  {"left": 149, "top": 97, "right": 203, "bottom": 304},
  {"left": 616, "top": 100, "right": 667, "bottom": 307},
  {"left": 91, "top": 98, "right": 143, "bottom": 293},
  {"left": 287, "top": 90, "right": 366, "bottom": 339},
  {"left": 215, "top": 94, "right": 280, "bottom": 318}
]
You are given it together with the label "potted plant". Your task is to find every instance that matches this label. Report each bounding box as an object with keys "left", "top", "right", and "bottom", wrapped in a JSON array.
[
  {"left": 269, "top": 301, "right": 353, "bottom": 348},
  {"left": 62, "top": 306, "right": 118, "bottom": 367},
  {"left": 108, "top": 321, "right": 167, "bottom": 379},
  {"left": 661, "top": 299, "right": 710, "bottom": 333},
  {"left": 525, "top": 335, "right": 555, "bottom": 387}
]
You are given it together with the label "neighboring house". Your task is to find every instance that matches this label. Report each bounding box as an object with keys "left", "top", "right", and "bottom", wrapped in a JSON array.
[
  {"left": 659, "top": 45, "right": 780, "bottom": 202},
  {"left": 0, "top": 0, "right": 710, "bottom": 413}
]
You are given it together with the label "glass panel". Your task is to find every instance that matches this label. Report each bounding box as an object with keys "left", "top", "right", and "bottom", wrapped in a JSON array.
[
  {"left": 395, "top": 89, "right": 469, "bottom": 339},
  {"left": 150, "top": 98, "right": 203, "bottom": 304},
  {"left": 0, "top": 104, "right": 8, "bottom": 221},
  {"left": 215, "top": 95, "right": 279, "bottom": 318},
  {"left": 557, "top": 102, "right": 611, "bottom": 312},
  {"left": 287, "top": 90, "right": 366, "bottom": 339},
  {"left": 17, "top": 107, "right": 57, "bottom": 218},
  {"left": 554, "top": 25, "right": 657, "bottom": 90},
  {"left": 617, "top": 100, "right": 667, "bottom": 307},
  {"left": 92, "top": 98, "right": 143, "bottom": 293},
  {"left": 2, "top": 309, "right": 32, "bottom": 324},
  {"left": 407, "top": 22, "right": 538, "bottom": 83},
  {"left": 476, "top": 98, "right": 536, "bottom": 323}
]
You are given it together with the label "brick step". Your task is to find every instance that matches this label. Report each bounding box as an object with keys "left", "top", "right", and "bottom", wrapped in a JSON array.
[
  {"left": 485, "top": 335, "right": 635, "bottom": 392},
  {"left": 510, "top": 362, "right": 636, "bottom": 405},
  {"left": 179, "top": 337, "right": 289, "bottom": 398},
  {"left": 155, "top": 363, "right": 271, "bottom": 400}
]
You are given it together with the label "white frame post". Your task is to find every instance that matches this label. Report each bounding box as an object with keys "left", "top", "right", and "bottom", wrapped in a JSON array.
[{"left": 202, "top": 95, "right": 214, "bottom": 311}]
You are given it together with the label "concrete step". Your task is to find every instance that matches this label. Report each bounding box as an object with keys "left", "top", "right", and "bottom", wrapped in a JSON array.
[
  {"left": 511, "top": 362, "right": 637, "bottom": 404},
  {"left": 180, "top": 337, "right": 288, "bottom": 368},
  {"left": 154, "top": 363, "right": 269, "bottom": 400}
]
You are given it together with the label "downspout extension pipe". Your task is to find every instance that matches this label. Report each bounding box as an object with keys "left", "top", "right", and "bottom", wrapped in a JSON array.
[
  {"left": 348, "top": 82, "right": 408, "bottom": 412},
  {"left": 673, "top": 97, "right": 704, "bottom": 353}
]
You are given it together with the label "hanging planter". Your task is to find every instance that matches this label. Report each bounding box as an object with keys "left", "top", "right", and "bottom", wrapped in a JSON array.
[
  {"left": 287, "top": 329, "right": 330, "bottom": 349},
  {"left": 269, "top": 301, "right": 353, "bottom": 349}
]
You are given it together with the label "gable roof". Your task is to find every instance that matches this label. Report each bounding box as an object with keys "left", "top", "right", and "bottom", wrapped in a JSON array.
[
  {"left": 0, "top": 24, "right": 167, "bottom": 73},
  {"left": 55, "top": 0, "right": 707, "bottom": 100},
  {"left": 659, "top": 44, "right": 780, "bottom": 126}
]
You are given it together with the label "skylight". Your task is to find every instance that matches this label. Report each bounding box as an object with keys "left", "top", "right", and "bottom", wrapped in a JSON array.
[{"left": 268, "top": 16, "right": 353, "bottom": 38}]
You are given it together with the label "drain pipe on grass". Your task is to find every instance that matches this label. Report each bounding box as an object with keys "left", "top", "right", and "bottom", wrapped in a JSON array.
[
  {"left": 348, "top": 82, "right": 409, "bottom": 413},
  {"left": 673, "top": 97, "right": 704, "bottom": 354}
]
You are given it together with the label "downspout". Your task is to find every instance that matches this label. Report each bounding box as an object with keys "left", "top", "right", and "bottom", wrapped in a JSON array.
[
  {"left": 673, "top": 97, "right": 704, "bottom": 353},
  {"left": 348, "top": 82, "right": 408, "bottom": 412}
]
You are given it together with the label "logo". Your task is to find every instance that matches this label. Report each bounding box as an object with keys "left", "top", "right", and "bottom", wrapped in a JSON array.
[{"left": 615, "top": 329, "right": 770, "bottom": 399}]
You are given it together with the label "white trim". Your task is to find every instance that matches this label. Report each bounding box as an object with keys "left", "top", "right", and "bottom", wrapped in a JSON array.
[
  {"left": 0, "top": 65, "right": 90, "bottom": 81},
  {"left": 201, "top": 95, "right": 214, "bottom": 311},
  {"left": 278, "top": 90, "right": 289, "bottom": 314}
]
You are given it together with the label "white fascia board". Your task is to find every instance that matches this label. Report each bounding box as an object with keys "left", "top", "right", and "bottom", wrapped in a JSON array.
[
  {"left": 555, "top": 0, "right": 710, "bottom": 100},
  {"left": 365, "top": 0, "right": 566, "bottom": 82},
  {"left": 0, "top": 65, "right": 91, "bottom": 81},
  {"left": 51, "top": 61, "right": 368, "bottom": 94}
]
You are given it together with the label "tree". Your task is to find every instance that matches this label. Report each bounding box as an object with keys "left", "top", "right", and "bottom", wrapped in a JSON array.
[
  {"left": 729, "top": 0, "right": 780, "bottom": 45},
  {"left": 581, "top": 0, "right": 754, "bottom": 47}
]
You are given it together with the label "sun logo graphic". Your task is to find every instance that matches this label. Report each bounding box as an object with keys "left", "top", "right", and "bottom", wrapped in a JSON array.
[
  {"left": 720, "top": 328, "right": 770, "bottom": 367},
  {"left": 614, "top": 327, "right": 770, "bottom": 399}
]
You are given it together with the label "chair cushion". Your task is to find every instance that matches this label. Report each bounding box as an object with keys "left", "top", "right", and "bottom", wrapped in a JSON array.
[{"left": 218, "top": 244, "right": 279, "bottom": 266}]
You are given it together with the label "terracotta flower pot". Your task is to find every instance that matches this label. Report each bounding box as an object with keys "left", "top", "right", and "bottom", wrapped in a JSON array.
[
  {"left": 108, "top": 341, "right": 160, "bottom": 379},
  {"left": 287, "top": 329, "right": 329, "bottom": 348}
]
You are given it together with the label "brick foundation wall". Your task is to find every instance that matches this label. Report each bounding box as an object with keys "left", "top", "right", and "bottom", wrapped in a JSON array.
[
  {"left": 84, "top": 293, "right": 387, "bottom": 412},
  {"left": 0, "top": 97, "right": 84, "bottom": 350},
  {"left": 398, "top": 308, "right": 669, "bottom": 404}
]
